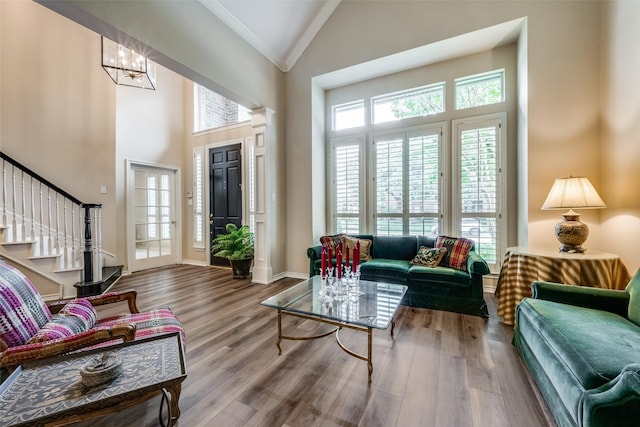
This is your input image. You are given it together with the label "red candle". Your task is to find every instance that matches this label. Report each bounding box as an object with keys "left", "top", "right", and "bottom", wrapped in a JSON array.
[
  {"left": 336, "top": 244, "right": 342, "bottom": 279},
  {"left": 345, "top": 244, "right": 350, "bottom": 268},
  {"left": 327, "top": 246, "right": 332, "bottom": 269},
  {"left": 354, "top": 240, "right": 360, "bottom": 270},
  {"left": 321, "top": 245, "right": 327, "bottom": 276}
]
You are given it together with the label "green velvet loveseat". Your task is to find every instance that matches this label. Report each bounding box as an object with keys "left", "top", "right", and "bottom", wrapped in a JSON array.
[
  {"left": 307, "top": 234, "right": 490, "bottom": 317},
  {"left": 513, "top": 270, "right": 640, "bottom": 427}
]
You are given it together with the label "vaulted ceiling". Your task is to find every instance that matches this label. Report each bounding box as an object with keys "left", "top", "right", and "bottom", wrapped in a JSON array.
[{"left": 198, "top": 0, "right": 341, "bottom": 72}]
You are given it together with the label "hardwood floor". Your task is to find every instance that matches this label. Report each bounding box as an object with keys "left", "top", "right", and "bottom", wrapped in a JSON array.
[{"left": 73, "top": 264, "right": 555, "bottom": 427}]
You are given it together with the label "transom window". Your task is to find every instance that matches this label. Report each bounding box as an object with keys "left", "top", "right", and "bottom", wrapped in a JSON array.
[
  {"left": 455, "top": 69, "right": 504, "bottom": 110},
  {"left": 194, "top": 84, "right": 250, "bottom": 132},
  {"left": 332, "top": 100, "right": 365, "bottom": 131},
  {"left": 372, "top": 82, "right": 445, "bottom": 124}
]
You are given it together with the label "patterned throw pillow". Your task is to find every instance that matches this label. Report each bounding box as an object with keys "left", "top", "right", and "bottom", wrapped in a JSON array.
[
  {"left": 27, "top": 298, "right": 97, "bottom": 343},
  {"left": 319, "top": 234, "right": 343, "bottom": 250},
  {"left": 410, "top": 246, "right": 447, "bottom": 267},
  {"left": 341, "top": 236, "right": 373, "bottom": 261},
  {"left": 436, "top": 236, "right": 474, "bottom": 271},
  {"left": 0, "top": 263, "right": 52, "bottom": 347}
]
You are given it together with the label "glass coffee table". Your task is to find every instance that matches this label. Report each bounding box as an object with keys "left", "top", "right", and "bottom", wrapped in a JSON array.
[{"left": 261, "top": 276, "right": 407, "bottom": 383}]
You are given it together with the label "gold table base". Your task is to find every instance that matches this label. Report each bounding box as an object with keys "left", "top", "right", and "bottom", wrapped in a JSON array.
[{"left": 276, "top": 309, "right": 396, "bottom": 384}]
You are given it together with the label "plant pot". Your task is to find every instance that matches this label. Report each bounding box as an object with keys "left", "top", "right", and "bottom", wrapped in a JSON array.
[{"left": 229, "top": 258, "right": 253, "bottom": 279}]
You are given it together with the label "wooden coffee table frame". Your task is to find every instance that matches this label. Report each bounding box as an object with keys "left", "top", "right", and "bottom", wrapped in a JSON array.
[{"left": 0, "top": 332, "right": 186, "bottom": 427}]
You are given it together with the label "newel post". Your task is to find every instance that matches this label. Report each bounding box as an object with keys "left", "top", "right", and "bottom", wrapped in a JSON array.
[{"left": 82, "top": 203, "right": 101, "bottom": 283}]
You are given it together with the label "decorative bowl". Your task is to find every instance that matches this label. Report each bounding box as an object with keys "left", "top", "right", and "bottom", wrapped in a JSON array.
[{"left": 79, "top": 352, "right": 123, "bottom": 387}]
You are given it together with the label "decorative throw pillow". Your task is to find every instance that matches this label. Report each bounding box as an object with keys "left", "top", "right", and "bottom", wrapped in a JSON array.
[
  {"left": 27, "top": 298, "right": 97, "bottom": 343},
  {"left": 0, "top": 263, "right": 52, "bottom": 347},
  {"left": 341, "top": 236, "right": 373, "bottom": 261},
  {"left": 319, "top": 234, "right": 343, "bottom": 251},
  {"left": 436, "top": 236, "right": 474, "bottom": 271},
  {"left": 410, "top": 246, "right": 447, "bottom": 267}
]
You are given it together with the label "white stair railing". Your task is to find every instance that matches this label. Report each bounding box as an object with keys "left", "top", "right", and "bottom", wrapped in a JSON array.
[{"left": 0, "top": 152, "right": 102, "bottom": 283}]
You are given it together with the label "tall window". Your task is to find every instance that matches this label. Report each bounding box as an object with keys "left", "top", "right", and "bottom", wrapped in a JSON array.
[
  {"left": 453, "top": 114, "right": 506, "bottom": 266},
  {"left": 194, "top": 84, "right": 250, "bottom": 132},
  {"left": 331, "top": 137, "right": 363, "bottom": 235},
  {"left": 373, "top": 125, "right": 443, "bottom": 235},
  {"left": 193, "top": 147, "right": 204, "bottom": 248}
]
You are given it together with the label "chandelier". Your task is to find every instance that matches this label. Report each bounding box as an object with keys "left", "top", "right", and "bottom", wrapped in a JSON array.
[{"left": 101, "top": 36, "right": 156, "bottom": 90}]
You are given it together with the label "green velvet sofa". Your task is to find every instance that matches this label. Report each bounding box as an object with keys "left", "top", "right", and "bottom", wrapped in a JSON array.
[
  {"left": 513, "top": 270, "right": 640, "bottom": 427},
  {"left": 306, "top": 234, "right": 490, "bottom": 317}
]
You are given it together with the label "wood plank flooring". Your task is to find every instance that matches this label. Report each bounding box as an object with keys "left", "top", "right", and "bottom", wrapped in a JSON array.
[{"left": 72, "top": 264, "right": 555, "bottom": 427}]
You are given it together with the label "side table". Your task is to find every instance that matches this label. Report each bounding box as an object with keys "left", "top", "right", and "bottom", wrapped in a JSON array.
[
  {"left": 0, "top": 332, "right": 187, "bottom": 427},
  {"left": 496, "top": 246, "right": 630, "bottom": 325}
]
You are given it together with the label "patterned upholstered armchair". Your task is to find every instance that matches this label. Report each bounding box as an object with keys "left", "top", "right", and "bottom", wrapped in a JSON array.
[{"left": 0, "top": 262, "right": 184, "bottom": 369}]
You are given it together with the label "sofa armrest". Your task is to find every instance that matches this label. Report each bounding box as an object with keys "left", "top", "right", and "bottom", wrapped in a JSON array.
[
  {"left": 531, "top": 281, "right": 629, "bottom": 317},
  {"left": 467, "top": 251, "right": 490, "bottom": 276},
  {"left": 582, "top": 363, "right": 640, "bottom": 426},
  {"left": 307, "top": 245, "right": 322, "bottom": 277}
]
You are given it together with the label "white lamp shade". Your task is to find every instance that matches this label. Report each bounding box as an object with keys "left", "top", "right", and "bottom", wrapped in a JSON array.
[{"left": 541, "top": 176, "right": 606, "bottom": 210}]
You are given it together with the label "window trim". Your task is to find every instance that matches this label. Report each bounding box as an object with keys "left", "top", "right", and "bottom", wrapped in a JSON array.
[
  {"left": 454, "top": 69, "right": 505, "bottom": 110},
  {"left": 328, "top": 135, "right": 366, "bottom": 233},
  {"left": 192, "top": 147, "right": 204, "bottom": 249}
]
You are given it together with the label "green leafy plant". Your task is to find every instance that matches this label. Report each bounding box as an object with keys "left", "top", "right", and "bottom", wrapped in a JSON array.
[{"left": 211, "top": 223, "right": 254, "bottom": 260}]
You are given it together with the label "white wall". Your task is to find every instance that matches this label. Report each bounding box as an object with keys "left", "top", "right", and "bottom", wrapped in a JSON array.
[
  {"left": 115, "top": 65, "right": 186, "bottom": 271},
  {"left": 0, "top": 0, "right": 116, "bottom": 250}
]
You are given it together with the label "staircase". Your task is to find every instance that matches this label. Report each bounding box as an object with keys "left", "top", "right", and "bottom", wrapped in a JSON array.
[{"left": 0, "top": 152, "right": 121, "bottom": 298}]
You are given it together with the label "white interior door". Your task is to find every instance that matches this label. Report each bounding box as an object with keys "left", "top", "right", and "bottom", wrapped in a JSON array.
[{"left": 127, "top": 162, "right": 180, "bottom": 272}]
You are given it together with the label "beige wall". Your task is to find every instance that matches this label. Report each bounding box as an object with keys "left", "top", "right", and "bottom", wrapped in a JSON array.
[
  {"left": 601, "top": 1, "right": 640, "bottom": 274},
  {"left": 286, "top": 0, "right": 618, "bottom": 276},
  {"left": 0, "top": 0, "right": 116, "bottom": 249}
]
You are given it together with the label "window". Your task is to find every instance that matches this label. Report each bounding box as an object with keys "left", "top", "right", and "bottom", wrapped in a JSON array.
[
  {"left": 327, "top": 65, "right": 510, "bottom": 272},
  {"left": 193, "top": 147, "right": 204, "bottom": 248},
  {"left": 331, "top": 137, "right": 363, "bottom": 234},
  {"left": 373, "top": 125, "right": 444, "bottom": 236},
  {"left": 372, "top": 83, "right": 445, "bottom": 124},
  {"left": 453, "top": 114, "right": 506, "bottom": 267},
  {"left": 194, "top": 84, "right": 250, "bottom": 132},
  {"left": 332, "top": 101, "right": 364, "bottom": 131},
  {"left": 455, "top": 69, "right": 504, "bottom": 110}
]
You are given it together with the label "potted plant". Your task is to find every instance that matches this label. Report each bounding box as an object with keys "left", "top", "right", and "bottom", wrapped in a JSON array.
[{"left": 211, "top": 223, "right": 254, "bottom": 279}]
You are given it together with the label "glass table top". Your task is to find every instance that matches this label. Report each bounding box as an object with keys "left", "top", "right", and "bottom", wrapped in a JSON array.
[{"left": 261, "top": 276, "right": 407, "bottom": 330}]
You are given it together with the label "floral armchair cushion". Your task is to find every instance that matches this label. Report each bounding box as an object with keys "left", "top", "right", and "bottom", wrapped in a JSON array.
[{"left": 0, "top": 263, "right": 52, "bottom": 348}]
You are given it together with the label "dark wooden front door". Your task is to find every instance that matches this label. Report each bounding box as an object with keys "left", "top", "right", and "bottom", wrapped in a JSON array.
[{"left": 210, "top": 144, "right": 242, "bottom": 266}]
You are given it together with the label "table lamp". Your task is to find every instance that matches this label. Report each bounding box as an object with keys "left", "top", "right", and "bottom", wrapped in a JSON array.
[{"left": 541, "top": 176, "right": 606, "bottom": 253}]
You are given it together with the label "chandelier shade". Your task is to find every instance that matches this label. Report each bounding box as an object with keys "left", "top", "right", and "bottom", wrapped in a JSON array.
[{"left": 101, "top": 36, "right": 156, "bottom": 90}]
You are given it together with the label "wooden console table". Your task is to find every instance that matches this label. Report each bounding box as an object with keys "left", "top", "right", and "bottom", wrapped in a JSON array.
[
  {"left": 0, "top": 332, "right": 186, "bottom": 427},
  {"left": 496, "top": 246, "right": 630, "bottom": 325}
]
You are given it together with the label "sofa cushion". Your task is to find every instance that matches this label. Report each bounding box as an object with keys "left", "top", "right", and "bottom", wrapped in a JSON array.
[
  {"left": 436, "top": 236, "right": 474, "bottom": 271},
  {"left": 625, "top": 268, "right": 640, "bottom": 327},
  {"left": 371, "top": 236, "right": 417, "bottom": 260},
  {"left": 27, "top": 299, "right": 98, "bottom": 343},
  {"left": 359, "top": 259, "right": 410, "bottom": 283},
  {"left": 0, "top": 263, "right": 52, "bottom": 348},
  {"left": 407, "top": 265, "right": 472, "bottom": 287},
  {"left": 342, "top": 235, "right": 373, "bottom": 261},
  {"left": 410, "top": 246, "right": 447, "bottom": 267},
  {"left": 517, "top": 297, "right": 640, "bottom": 414}
]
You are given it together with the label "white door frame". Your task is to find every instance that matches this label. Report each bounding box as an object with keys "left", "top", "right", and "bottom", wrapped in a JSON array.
[{"left": 125, "top": 159, "right": 182, "bottom": 272}]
